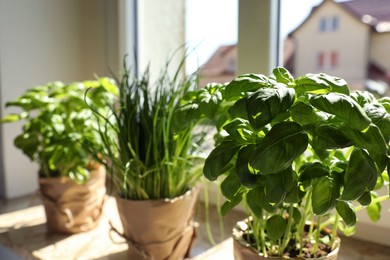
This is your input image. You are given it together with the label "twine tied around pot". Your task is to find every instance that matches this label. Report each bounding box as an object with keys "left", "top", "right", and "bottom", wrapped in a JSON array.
[{"left": 38, "top": 166, "right": 107, "bottom": 234}]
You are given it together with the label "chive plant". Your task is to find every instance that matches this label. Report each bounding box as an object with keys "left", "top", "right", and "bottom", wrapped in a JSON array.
[{"left": 91, "top": 57, "right": 207, "bottom": 200}]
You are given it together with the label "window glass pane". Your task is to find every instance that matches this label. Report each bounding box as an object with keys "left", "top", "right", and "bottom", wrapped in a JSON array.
[
  {"left": 332, "top": 16, "right": 339, "bottom": 30},
  {"left": 185, "top": 0, "right": 238, "bottom": 87}
]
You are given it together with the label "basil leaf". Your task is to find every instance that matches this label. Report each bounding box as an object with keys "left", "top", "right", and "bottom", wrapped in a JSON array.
[
  {"left": 295, "top": 74, "right": 331, "bottom": 94},
  {"left": 311, "top": 124, "right": 353, "bottom": 150},
  {"left": 228, "top": 97, "right": 248, "bottom": 119},
  {"left": 225, "top": 74, "right": 274, "bottom": 100},
  {"left": 351, "top": 90, "right": 375, "bottom": 107},
  {"left": 223, "top": 118, "right": 255, "bottom": 145},
  {"left": 221, "top": 171, "right": 242, "bottom": 201},
  {"left": 340, "top": 148, "right": 377, "bottom": 201},
  {"left": 312, "top": 175, "right": 340, "bottom": 215},
  {"left": 265, "top": 167, "right": 294, "bottom": 204},
  {"left": 299, "top": 162, "right": 329, "bottom": 182},
  {"left": 290, "top": 101, "right": 327, "bottom": 126},
  {"left": 272, "top": 67, "right": 294, "bottom": 84},
  {"left": 367, "top": 193, "right": 381, "bottom": 222},
  {"left": 267, "top": 215, "right": 287, "bottom": 242},
  {"left": 340, "top": 124, "right": 388, "bottom": 172},
  {"left": 246, "top": 186, "right": 276, "bottom": 215},
  {"left": 250, "top": 122, "right": 308, "bottom": 174},
  {"left": 221, "top": 193, "right": 243, "bottom": 216},
  {"left": 310, "top": 93, "right": 371, "bottom": 131},
  {"left": 364, "top": 103, "right": 390, "bottom": 142},
  {"left": 358, "top": 190, "right": 372, "bottom": 206},
  {"left": 203, "top": 139, "right": 241, "bottom": 181},
  {"left": 336, "top": 201, "right": 356, "bottom": 227},
  {"left": 235, "top": 145, "right": 259, "bottom": 188},
  {"left": 246, "top": 87, "right": 295, "bottom": 129}
]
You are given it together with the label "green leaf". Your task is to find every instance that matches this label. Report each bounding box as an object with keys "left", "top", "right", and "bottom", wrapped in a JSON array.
[
  {"left": 294, "top": 74, "right": 329, "bottom": 94},
  {"left": 246, "top": 186, "right": 276, "bottom": 215},
  {"left": 250, "top": 122, "right": 308, "bottom": 174},
  {"left": 203, "top": 139, "right": 241, "bottom": 181},
  {"left": 225, "top": 74, "right": 274, "bottom": 99},
  {"left": 312, "top": 175, "right": 340, "bottom": 215},
  {"left": 340, "top": 124, "right": 388, "bottom": 172},
  {"left": 340, "top": 148, "right": 377, "bottom": 201},
  {"left": 267, "top": 215, "right": 287, "bottom": 242},
  {"left": 290, "top": 101, "right": 327, "bottom": 126},
  {"left": 14, "top": 133, "right": 40, "bottom": 160},
  {"left": 295, "top": 73, "right": 349, "bottom": 95},
  {"left": 198, "top": 84, "right": 223, "bottom": 118},
  {"left": 272, "top": 67, "right": 294, "bottom": 84},
  {"left": 336, "top": 201, "right": 356, "bottom": 227},
  {"left": 221, "top": 193, "right": 243, "bottom": 216},
  {"left": 228, "top": 98, "right": 248, "bottom": 120},
  {"left": 310, "top": 93, "right": 371, "bottom": 131},
  {"left": 221, "top": 171, "right": 242, "bottom": 201},
  {"left": 223, "top": 118, "right": 255, "bottom": 145},
  {"left": 311, "top": 124, "right": 353, "bottom": 150},
  {"left": 367, "top": 193, "right": 381, "bottom": 222},
  {"left": 363, "top": 103, "right": 390, "bottom": 142},
  {"left": 351, "top": 90, "right": 375, "bottom": 107},
  {"left": 235, "top": 145, "right": 259, "bottom": 188},
  {"left": 338, "top": 222, "right": 356, "bottom": 237},
  {"left": 265, "top": 167, "right": 294, "bottom": 204},
  {"left": 357, "top": 190, "right": 372, "bottom": 206},
  {"left": 299, "top": 162, "right": 329, "bottom": 182},
  {"left": 0, "top": 113, "right": 28, "bottom": 123},
  {"left": 292, "top": 207, "right": 302, "bottom": 224},
  {"left": 317, "top": 73, "right": 349, "bottom": 94},
  {"left": 246, "top": 87, "right": 295, "bottom": 129}
]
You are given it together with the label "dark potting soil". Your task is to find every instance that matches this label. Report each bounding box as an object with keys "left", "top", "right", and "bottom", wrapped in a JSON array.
[{"left": 243, "top": 230, "right": 333, "bottom": 258}]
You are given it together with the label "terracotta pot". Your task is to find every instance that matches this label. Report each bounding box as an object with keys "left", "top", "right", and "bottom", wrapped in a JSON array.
[
  {"left": 233, "top": 219, "right": 340, "bottom": 260},
  {"left": 114, "top": 187, "right": 199, "bottom": 260},
  {"left": 39, "top": 166, "right": 107, "bottom": 234}
]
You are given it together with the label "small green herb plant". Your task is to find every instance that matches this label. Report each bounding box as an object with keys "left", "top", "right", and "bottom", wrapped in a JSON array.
[
  {"left": 0, "top": 78, "right": 118, "bottom": 183},
  {"left": 186, "top": 67, "right": 390, "bottom": 257},
  {"left": 90, "top": 58, "right": 207, "bottom": 200}
]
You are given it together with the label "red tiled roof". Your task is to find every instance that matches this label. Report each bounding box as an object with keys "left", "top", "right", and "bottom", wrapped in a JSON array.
[{"left": 200, "top": 44, "right": 236, "bottom": 77}]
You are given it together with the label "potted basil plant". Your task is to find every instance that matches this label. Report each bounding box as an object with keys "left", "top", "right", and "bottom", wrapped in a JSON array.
[
  {"left": 0, "top": 78, "right": 118, "bottom": 234},
  {"left": 88, "top": 57, "right": 208, "bottom": 259},
  {"left": 186, "top": 67, "right": 390, "bottom": 259}
]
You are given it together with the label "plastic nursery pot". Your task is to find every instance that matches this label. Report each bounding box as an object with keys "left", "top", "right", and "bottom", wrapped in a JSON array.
[
  {"left": 39, "top": 165, "right": 107, "bottom": 234},
  {"left": 233, "top": 218, "right": 340, "bottom": 260},
  {"left": 114, "top": 187, "right": 199, "bottom": 260}
]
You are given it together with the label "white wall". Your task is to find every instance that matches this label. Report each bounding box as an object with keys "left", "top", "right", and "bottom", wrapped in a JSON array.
[{"left": 0, "top": 0, "right": 119, "bottom": 198}]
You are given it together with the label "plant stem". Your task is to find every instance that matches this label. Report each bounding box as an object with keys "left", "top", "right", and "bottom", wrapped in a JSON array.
[
  {"left": 258, "top": 212, "right": 267, "bottom": 256},
  {"left": 279, "top": 204, "right": 295, "bottom": 256},
  {"left": 299, "top": 189, "right": 312, "bottom": 256},
  {"left": 311, "top": 215, "right": 322, "bottom": 256},
  {"left": 330, "top": 213, "right": 340, "bottom": 248},
  {"left": 202, "top": 181, "right": 216, "bottom": 246}
]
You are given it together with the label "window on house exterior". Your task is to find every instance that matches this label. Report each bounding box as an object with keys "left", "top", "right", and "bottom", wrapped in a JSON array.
[
  {"left": 319, "top": 18, "right": 327, "bottom": 32},
  {"left": 318, "top": 51, "right": 338, "bottom": 68},
  {"left": 332, "top": 16, "right": 339, "bottom": 30},
  {"left": 319, "top": 16, "right": 339, "bottom": 32}
]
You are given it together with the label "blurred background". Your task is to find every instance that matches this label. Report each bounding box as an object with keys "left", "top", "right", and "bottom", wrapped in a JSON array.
[{"left": 1, "top": 0, "right": 390, "bottom": 249}]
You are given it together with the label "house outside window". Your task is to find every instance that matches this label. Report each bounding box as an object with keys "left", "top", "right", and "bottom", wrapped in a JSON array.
[
  {"left": 318, "top": 51, "right": 338, "bottom": 69},
  {"left": 319, "top": 16, "right": 339, "bottom": 32},
  {"left": 332, "top": 16, "right": 339, "bottom": 30}
]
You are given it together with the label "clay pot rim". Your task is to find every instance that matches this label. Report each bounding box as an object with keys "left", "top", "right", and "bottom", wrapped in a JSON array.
[{"left": 116, "top": 185, "right": 200, "bottom": 203}]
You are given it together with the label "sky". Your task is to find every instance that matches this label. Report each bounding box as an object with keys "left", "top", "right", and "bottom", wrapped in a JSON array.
[{"left": 185, "top": 0, "right": 323, "bottom": 73}]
